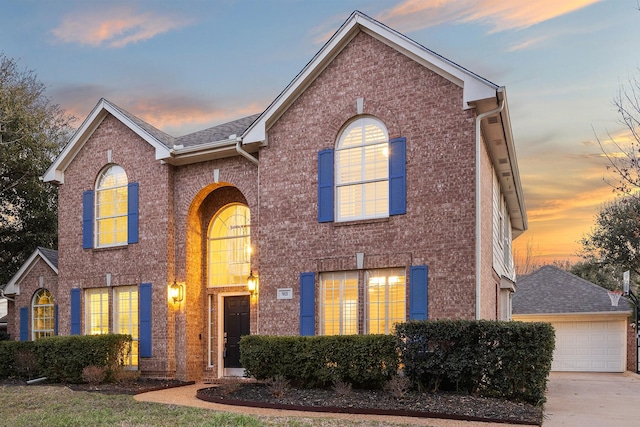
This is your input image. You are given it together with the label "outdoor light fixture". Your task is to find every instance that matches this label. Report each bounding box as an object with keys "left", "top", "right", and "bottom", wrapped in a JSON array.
[
  {"left": 247, "top": 271, "right": 257, "bottom": 294},
  {"left": 169, "top": 280, "right": 184, "bottom": 303}
]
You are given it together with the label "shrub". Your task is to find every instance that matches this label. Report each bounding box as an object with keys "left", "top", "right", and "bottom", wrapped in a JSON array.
[
  {"left": 395, "top": 320, "right": 555, "bottom": 404},
  {"left": 333, "top": 379, "right": 353, "bottom": 397},
  {"left": 0, "top": 341, "right": 37, "bottom": 380},
  {"left": 82, "top": 365, "right": 107, "bottom": 385},
  {"left": 384, "top": 375, "right": 411, "bottom": 399},
  {"left": 266, "top": 375, "right": 290, "bottom": 397},
  {"left": 112, "top": 366, "right": 140, "bottom": 385},
  {"left": 0, "top": 331, "right": 10, "bottom": 341},
  {"left": 240, "top": 334, "right": 398, "bottom": 389}
]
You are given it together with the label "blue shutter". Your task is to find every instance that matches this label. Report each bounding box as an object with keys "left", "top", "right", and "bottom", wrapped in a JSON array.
[
  {"left": 128, "top": 182, "right": 139, "bottom": 244},
  {"left": 19, "top": 307, "right": 28, "bottom": 341},
  {"left": 139, "top": 283, "right": 152, "bottom": 357},
  {"left": 54, "top": 304, "right": 59, "bottom": 335},
  {"left": 70, "top": 288, "right": 81, "bottom": 335},
  {"left": 409, "top": 265, "right": 428, "bottom": 320},
  {"left": 299, "top": 272, "right": 316, "bottom": 336},
  {"left": 389, "top": 137, "right": 407, "bottom": 216},
  {"left": 82, "top": 190, "right": 94, "bottom": 249},
  {"left": 318, "top": 149, "right": 334, "bottom": 223}
]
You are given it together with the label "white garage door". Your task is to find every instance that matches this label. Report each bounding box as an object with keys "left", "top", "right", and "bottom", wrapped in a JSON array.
[{"left": 551, "top": 320, "right": 626, "bottom": 372}]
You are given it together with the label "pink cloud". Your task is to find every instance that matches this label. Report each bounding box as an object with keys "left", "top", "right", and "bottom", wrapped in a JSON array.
[
  {"left": 378, "top": 0, "right": 603, "bottom": 33},
  {"left": 52, "top": 7, "right": 191, "bottom": 48}
]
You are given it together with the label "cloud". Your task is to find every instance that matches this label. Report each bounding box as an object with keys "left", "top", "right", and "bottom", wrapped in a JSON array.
[
  {"left": 52, "top": 7, "right": 191, "bottom": 48},
  {"left": 507, "top": 36, "right": 549, "bottom": 52},
  {"left": 51, "top": 84, "right": 268, "bottom": 137},
  {"left": 378, "top": 0, "right": 603, "bottom": 33}
]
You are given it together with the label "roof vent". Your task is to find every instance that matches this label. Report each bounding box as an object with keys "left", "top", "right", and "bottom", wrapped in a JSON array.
[
  {"left": 487, "top": 116, "right": 499, "bottom": 125},
  {"left": 498, "top": 158, "right": 508, "bottom": 164},
  {"left": 502, "top": 172, "right": 511, "bottom": 177}
]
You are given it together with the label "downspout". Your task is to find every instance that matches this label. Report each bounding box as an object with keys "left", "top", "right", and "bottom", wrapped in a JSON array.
[
  {"left": 0, "top": 288, "right": 14, "bottom": 302},
  {"left": 235, "top": 140, "right": 259, "bottom": 165},
  {"left": 235, "top": 138, "right": 260, "bottom": 334},
  {"left": 474, "top": 92, "right": 505, "bottom": 320}
]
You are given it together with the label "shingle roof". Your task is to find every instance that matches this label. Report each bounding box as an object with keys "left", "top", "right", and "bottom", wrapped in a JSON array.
[
  {"left": 104, "top": 100, "right": 175, "bottom": 148},
  {"left": 0, "top": 315, "right": 6, "bottom": 324},
  {"left": 37, "top": 247, "right": 58, "bottom": 270},
  {"left": 176, "top": 114, "right": 260, "bottom": 148},
  {"left": 513, "top": 265, "right": 632, "bottom": 314}
]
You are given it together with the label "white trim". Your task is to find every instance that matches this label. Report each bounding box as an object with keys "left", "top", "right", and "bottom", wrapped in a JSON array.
[
  {"left": 3, "top": 248, "right": 58, "bottom": 296},
  {"left": 43, "top": 99, "right": 172, "bottom": 184},
  {"left": 216, "top": 292, "right": 251, "bottom": 378},
  {"left": 242, "top": 11, "right": 498, "bottom": 145}
]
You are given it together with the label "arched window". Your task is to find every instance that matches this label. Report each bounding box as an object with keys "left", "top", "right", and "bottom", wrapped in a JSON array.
[
  {"left": 95, "top": 165, "right": 128, "bottom": 247},
  {"left": 207, "top": 204, "right": 251, "bottom": 287},
  {"left": 335, "top": 117, "right": 389, "bottom": 221},
  {"left": 32, "top": 289, "right": 54, "bottom": 340}
]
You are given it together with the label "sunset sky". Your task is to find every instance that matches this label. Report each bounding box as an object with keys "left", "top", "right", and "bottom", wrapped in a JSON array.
[{"left": 3, "top": 0, "right": 640, "bottom": 264}]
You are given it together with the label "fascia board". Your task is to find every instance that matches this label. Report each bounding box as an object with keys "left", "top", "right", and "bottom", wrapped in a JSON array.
[
  {"left": 243, "top": 17, "right": 361, "bottom": 145},
  {"left": 513, "top": 312, "right": 632, "bottom": 322},
  {"left": 43, "top": 99, "right": 172, "bottom": 184},
  {"left": 243, "top": 12, "right": 498, "bottom": 145},
  {"left": 3, "top": 249, "right": 58, "bottom": 296}
]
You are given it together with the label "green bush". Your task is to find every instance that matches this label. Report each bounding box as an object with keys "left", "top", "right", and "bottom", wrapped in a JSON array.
[
  {"left": 395, "top": 320, "right": 554, "bottom": 404},
  {"left": 0, "top": 334, "right": 132, "bottom": 383},
  {"left": 0, "top": 341, "right": 38, "bottom": 379},
  {"left": 240, "top": 334, "right": 398, "bottom": 389}
]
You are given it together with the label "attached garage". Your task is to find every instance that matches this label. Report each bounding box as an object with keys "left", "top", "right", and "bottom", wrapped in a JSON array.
[{"left": 513, "top": 266, "right": 633, "bottom": 373}]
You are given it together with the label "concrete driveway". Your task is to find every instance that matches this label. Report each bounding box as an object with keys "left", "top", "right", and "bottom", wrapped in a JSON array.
[{"left": 544, "top": 371, "right": 640, "bottom": 426}]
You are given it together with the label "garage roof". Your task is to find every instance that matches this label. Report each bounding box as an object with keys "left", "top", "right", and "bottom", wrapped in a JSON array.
[{"left": 513, "top": 265, "right": 632, "bottom": 314}]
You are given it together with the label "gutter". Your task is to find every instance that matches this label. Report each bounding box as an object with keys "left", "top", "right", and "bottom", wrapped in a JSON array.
[
  {"left": 474, "top": 90, "right": 505, "bottom": 320},
  {"left": 0, "top": 288, "right": 14, "bottom": 302},
  {"left": 235, "top": 140, "right": 259, "bottom": 165}
]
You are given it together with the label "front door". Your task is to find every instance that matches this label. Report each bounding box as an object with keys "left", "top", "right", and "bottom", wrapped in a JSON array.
[{"left": 223, "top": 295, "right": 250, "bottom": 376}]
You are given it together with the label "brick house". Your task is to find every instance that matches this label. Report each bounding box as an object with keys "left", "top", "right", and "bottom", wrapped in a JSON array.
[{"left": 1, "top": 11, "right": 526, "bottom": 381}]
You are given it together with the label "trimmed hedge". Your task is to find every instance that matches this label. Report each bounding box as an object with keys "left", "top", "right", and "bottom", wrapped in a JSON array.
[
  {"left": 0, "top": 334, "right": 132, "bottom": 383},
  {"left": 240, "top": 334, "right": 398, "bottom": 389},
  {"left": 395, "top": 320, "right": 555, "bottom": 404}
]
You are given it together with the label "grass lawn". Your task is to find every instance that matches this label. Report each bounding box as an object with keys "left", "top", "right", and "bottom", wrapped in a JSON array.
[{"left": 0, "top": 385, "right": 413, "bottom": 427}]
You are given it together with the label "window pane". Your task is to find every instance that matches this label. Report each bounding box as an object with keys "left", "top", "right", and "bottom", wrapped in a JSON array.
[
  {"left": 114, "top": 286, "right": 139, "bottom": 367},
  {"left": 320, "top": 272, "right": 358, "bottom": 335},
  {"left": 208, "top": 204, "right": 251, "bottom": 287},
  {"left": 85, "top": 288, "right": 109, "bottom": 335},
  {"left": 336, "top": 118, "right": 389, "bottom": 222},
  {"left": 366, "top": 269, "right": 406, "bottom": 334},
  {"left": 32, "top": 289, "right": 55, "bottom": 340},
  {"left": 95, "top": 165, "right": 128, "bottom": 247}
]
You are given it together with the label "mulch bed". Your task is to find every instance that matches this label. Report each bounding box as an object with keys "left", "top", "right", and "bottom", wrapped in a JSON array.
[{"left": 197, "top": 382, "right": 543, "bottom": 425}]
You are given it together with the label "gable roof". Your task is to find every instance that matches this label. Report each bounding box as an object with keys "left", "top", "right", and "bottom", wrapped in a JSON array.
[
  {"left": 242, "top": 10, "right": 500, "bottom": 145},
  {"left": 513, "top": 265, "right": 632, "bottom": 315},
  {"left": 43, "top": 98, "right": 261, "bottom": 183},
  {"left": 1, "top": 247, "right": 58, "bottom": 296}
]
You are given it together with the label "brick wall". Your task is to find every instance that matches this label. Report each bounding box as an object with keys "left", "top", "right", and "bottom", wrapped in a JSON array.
[
  {"left": 57, "top": 114, "right": 172, "bottom": 375},
  {"left": 5, "top": 257, "right": 58, "bottom": 341},
  {"left": 257, "top": 31, "right": 481, "bottom": 336}
]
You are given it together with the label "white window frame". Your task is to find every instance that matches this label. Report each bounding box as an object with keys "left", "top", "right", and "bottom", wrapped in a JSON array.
[
  {"left": 365, "top": 268, "right": 406, "bottom": 334},
  {"left": 32, "top": 288, "right": 54, "bottom": 340},
  {"left": 85, "top": 288, "right": 109, "bottom": 335},
  {"left": 335, "top": 117, "right": 389, "bottom": 222},
  {"left": 207, "top": 203, "right": 251, "bottom": 287},
  {"left": 319, "top": 271, "right": 359, "bottom": 335},
  {"left": 95, "top": 164, "right": 128, "bottom": 248},
  {"left": 113, "top": 286, "right": 139, "bottom": 368}
]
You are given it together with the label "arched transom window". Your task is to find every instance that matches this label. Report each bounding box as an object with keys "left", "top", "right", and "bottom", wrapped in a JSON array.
[
  {"left": 335, "top": 117, "right": 389, "bottom": 221},
  {"left": 32, "top": 289, "right": 54, "bottom": 340},
  {"left": 207, "top": 204, "right": 251, "bottom": 287},
  {"left": 95, "top": 165, "right": 128, "bottom": 247}
]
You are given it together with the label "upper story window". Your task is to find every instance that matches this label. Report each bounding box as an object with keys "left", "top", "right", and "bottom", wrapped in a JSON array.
[
  {"left": 207, "top": 204, "right": 251, "bottom": 287},
  {"left": 335, "top": 117, "right": 389, "bottom": 221},
  {"left": 317, "top": 117, "right": 406, "bottom": 223},
  {"left": 82, "top": 164, "right": 138, "bottom": 250},
  {"left": 95, "top": 165, "right": 128, "bottom": 247},
  {"left": 32, "top": 289, "right": 55, "bottom": 340}
]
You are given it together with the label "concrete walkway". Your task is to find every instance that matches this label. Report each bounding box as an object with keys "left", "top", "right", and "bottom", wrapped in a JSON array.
[{"left": 543, "top": 372, "right": 640, "bottom": 427}]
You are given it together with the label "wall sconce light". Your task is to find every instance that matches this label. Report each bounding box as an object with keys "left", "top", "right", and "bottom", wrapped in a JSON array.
[
  {"left": 247, "top": 271, "right": 257, "bottom": 295},
  {"left": 169, "top": 280, "right": 184, "bottom": 303}
]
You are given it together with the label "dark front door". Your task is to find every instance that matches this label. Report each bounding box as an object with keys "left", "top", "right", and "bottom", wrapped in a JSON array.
[{"left": 223, "top": 295, "right": 250, "bottom": 369}]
